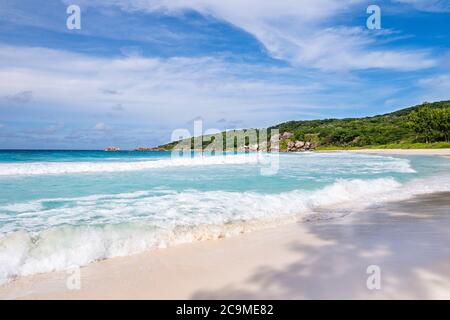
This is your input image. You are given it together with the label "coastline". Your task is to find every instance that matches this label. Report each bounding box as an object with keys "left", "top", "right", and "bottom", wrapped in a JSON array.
[
  {"left": 317, "top": 148, "right": 450, "bottom": 156},
  {"left": 2, "top": 191, "right": 450, "bottom": 300}
]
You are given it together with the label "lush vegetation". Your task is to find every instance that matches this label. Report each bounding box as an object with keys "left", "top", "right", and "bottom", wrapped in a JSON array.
[
  {"left": 270, "top": 100, "right": 450, "bottom": 150},
  {"left": 159, "top": 129, "right": 271, "bottom": 151},
  {"left": 159, "top": 100, "right": 450, "bottom": 151},
  {"left": 408, "top": 105, "right": 450, "bottom": 143},
  {"left": 318, "top": 142, "right": 450, "bottom": 150}
]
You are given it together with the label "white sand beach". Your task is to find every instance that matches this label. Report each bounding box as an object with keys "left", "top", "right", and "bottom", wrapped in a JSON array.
[
  {"left": 1, "top": 191, "right": 450, "bottom": 300},
  {"left": 322, "top": 149, "right": 450, "bottom": 156}
]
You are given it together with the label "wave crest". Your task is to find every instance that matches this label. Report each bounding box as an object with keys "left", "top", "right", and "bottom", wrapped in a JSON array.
[
  {"left": 4, "top": 176, "right": 446, "bottom": 285},
  {"left": 0, "top": 153, "right": 416, "bottom": 176},
  {"left": 0, "top": 154, "right": 263, "bottom": 176}
]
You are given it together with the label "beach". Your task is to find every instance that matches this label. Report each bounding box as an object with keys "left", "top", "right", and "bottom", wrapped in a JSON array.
[
  {"left": 1, "top": 191, "right": 450, "bottom": 300},
  {"left": 1, "top": 150, "right": 450, "bottom": 299},
  {"left": 322, "top": 149, "right": 450, "bottom": 156}
]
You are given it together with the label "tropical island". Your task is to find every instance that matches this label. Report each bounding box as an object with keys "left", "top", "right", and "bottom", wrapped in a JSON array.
[{"left": 157, "top": 100, "right": 450, "bottom": 152}]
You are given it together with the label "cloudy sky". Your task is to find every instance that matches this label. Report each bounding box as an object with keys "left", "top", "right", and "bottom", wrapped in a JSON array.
[{"left": 0, "top": 0, "right": 449, "bottom": 149}]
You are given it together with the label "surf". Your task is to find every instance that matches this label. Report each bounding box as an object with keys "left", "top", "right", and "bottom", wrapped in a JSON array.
[{"left": 2, "top": 174, "right": 450, "bottom": 285}]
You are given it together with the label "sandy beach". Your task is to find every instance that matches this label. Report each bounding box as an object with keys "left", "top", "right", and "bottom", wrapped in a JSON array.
[
  {"left": 1, "top": 191, "right": 450, "bottom": 300},
  {"left": 321, "top": 149, "right": 450, "bottom": 156}
]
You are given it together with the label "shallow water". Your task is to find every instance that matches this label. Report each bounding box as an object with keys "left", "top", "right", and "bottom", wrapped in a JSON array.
[{"left": 0, "top": 150, "right": 449, "bottom": 284}]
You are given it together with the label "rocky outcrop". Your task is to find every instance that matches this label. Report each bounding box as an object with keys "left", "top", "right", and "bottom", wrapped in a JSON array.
[
  {"left": 278, "top": 132, "right": 316, "bottom": 152},
  {"left": 287, "top": 140, "right": 315, "bottom": 152},
  {"left": 295, "top": 141, "right": 305, "bottom": 149},
  {"left": 105, "top": 147, "right": 120, "bottom": 152},
  {"left": 282, "top": 132, "right": 294, "bottom": 139},
  {"left": 287, "top": 141, "right": 295, "bottom": 150},
  {"left": 162, "top": 130, "right": 315, "bottom": 153}
]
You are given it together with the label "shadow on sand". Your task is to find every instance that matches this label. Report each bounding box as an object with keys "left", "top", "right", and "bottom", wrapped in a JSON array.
[{"left": 191, "top": 193, "right": 450, "bottom": 299}]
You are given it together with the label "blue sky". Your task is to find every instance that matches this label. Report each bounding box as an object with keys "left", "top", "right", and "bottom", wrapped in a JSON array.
[{"left": 0, "top": 0, "right": 450, "bottom": 149}]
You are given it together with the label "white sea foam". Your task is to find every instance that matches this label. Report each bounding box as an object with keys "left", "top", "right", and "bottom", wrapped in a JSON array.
[
  {"left": 1, "top": 174, "right": 450, "bottom": 285},
  {"left": 0, "top": 153, "right": 415, "bottom": 176},
  {"left": 0, "top": 154, "right": 263, "bottom": 176}
]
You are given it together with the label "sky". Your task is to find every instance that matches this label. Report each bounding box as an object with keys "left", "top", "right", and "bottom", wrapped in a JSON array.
[{"left": 0, "top": 0, "right": 450, "bottom": 149}]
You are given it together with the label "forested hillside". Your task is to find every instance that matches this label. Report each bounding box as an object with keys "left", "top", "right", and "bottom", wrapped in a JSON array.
[
  {"left": 270, "top": 100, "right": 450, "bottom": 149},
  {"left": 159, "top": 100, "right": 450, "bottom": 150}
]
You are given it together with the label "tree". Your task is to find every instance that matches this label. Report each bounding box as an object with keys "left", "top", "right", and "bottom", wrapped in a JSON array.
[
  {"left": 408, "top": 106, "right": 436, "bottom": 143},
  {"left": 408, "top": 106, "right": 450, "bottom": 143},
  {"left": 434, "top": 108, "right": 450, "bottom": 142}
]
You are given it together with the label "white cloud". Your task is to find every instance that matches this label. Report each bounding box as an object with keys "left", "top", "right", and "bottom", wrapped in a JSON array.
[
  {"left": 419, "top": 75, "right": 450, "bottom": 86},
  {"left": 73, "top": 0, "right": 437, "bottom": 71},
  {"left": 0, "top": 45, "right": 335, "bottom": 128},
  {"left": 392, "top": 0, "right": 450, "bottom": 12},
  {"left": 417, "top": 74, "right": 450, "bottom": 102},
  {"left": 260, "top": 25, "right": 435, "bottom": 71}
]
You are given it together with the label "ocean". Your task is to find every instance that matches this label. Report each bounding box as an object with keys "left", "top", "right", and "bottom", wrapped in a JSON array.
[{"left": 0, "top": 150, "right": 449, "bottom": 284}]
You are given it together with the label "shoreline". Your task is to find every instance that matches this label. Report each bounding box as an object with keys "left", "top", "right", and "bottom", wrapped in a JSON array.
[
  {"left": 2, "top": 191, "right": 450, "bottom": 299},
  {"left": 317, "top": 148, "right": 450, "bottom": 156}
]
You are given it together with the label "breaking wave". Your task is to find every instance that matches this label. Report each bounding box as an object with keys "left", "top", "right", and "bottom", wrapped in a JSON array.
[
  {"left": 0, "top": 154, "right": 263, "bottom": 176},
  {"left": 1, "top": 174, "right": 449, "bottom": 285},
  {"left": 0, "top": 153, "right": 416, "bottom": 176}
]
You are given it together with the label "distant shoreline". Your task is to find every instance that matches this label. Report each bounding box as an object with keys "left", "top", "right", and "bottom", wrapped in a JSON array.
[
  {"left": 1, "top": 148, "right": 450, "bottom": 156},
  {"left": 318, "top": 148, "right": 450, "bottom": 156}
]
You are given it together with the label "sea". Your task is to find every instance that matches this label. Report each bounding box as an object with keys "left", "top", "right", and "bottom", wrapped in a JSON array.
[{"left": 0, "top": 150, "right": 449, "bottom": 284}]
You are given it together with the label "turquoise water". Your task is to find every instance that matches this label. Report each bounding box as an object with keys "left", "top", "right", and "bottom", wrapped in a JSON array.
[{"left": 0, "top": 150, "right": 449, "bottom": 283}]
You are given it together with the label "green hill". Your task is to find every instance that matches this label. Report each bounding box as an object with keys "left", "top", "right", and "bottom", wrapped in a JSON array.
[{"left": 159, "top": 100, "right": 450, "bottom": 151}]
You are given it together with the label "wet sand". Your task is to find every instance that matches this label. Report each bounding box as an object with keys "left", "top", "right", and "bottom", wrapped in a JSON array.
[{"left": 1, "top": 192, "right": 450, "bottom": 299}]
